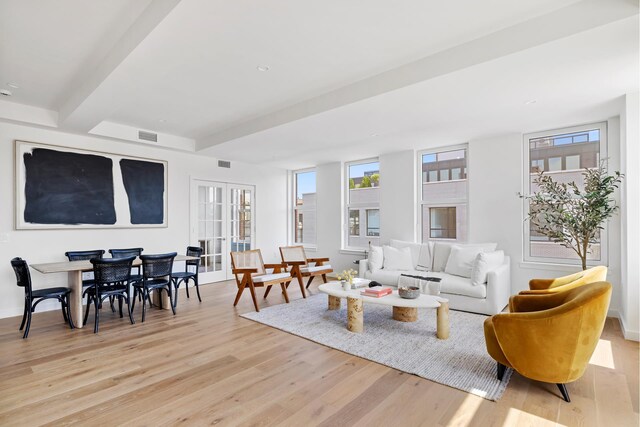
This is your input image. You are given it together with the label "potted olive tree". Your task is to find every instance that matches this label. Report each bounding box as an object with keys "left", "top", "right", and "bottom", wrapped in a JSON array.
[{"left": 521, "top": 164, "right": 623, "bottom": 270}]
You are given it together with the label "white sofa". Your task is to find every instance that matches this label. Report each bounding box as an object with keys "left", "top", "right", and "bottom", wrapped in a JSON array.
[{"left": 358, "top": 239, "right": 510, "bottom": 315}]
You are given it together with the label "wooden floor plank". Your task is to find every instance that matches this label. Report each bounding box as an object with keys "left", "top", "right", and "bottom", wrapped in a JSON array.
[{"left": 0, "top": 279, "right": 636, "bottom": 426}]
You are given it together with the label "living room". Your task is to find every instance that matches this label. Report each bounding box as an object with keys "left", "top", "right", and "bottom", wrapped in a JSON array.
[{"left": 0, "top": 1, "right": 638, "bottom": 425}]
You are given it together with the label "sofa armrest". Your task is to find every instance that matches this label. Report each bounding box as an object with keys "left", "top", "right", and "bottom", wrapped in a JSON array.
[
  {"left": 358, "top": 259, "right": 370, "bottom": 278},
  {"left": 485, "top": 256, "right": 511, "bottom": 313}
]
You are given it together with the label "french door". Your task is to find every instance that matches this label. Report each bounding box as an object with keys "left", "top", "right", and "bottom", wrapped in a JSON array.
[{"left": 190, "top": 180, "right": 255, "bottom": 283}]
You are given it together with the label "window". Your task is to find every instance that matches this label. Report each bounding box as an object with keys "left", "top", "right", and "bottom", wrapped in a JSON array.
[
  {"left": 345, "top": 159, "right": 380, "bottom": 249},
  {"left": 524, "top": 122, "right": 606, "bottom": 264},
  {"left": 293, "top": 169, "right": 316, "bottom": 246},
  {"left": 419, "top": 146, "right": 468, "bottom": 242},
  {"left": 366, "top": 209, "right": 380, "bottom": 237}
]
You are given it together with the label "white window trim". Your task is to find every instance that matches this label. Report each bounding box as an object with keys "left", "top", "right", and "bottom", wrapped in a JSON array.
[
  {"left": 416, "top": 144, "right": 469, "bottom": 243},
  {"left": 343, "top": 157, "right": 380, "bottom": 251},
  {"left": 292, "top": 167, "right": 317, "bottom": 249},
  {"left": 522, "top": 121, "right": 608, "bottom": 266}
]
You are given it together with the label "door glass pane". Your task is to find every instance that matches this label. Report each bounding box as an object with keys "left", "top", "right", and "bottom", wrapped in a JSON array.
[
  {"left": 197, "top": 184, "right": 225, "bottom": 272},
  {"left": 230, "top": 187, "right": 253, "bottom": 252}
]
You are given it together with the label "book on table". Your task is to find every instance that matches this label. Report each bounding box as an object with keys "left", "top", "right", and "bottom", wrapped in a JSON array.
[{"left": 361, "top": 287, "right": 392, "bottom": 298}]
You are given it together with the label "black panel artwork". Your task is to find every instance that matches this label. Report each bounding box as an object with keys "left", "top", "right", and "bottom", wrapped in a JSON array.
[
  {"left": 120, "top": 159, "right": 165, "bottom": 224},
  {"left": 23, "top": 148, "right": 116, "bottom": 225}
]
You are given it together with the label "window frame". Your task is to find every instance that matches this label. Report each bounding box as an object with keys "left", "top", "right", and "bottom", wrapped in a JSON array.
[
  {"left": 292, "top": 167, "right": 317, "bottom": 249},
  {"left": 344, "top": 157, "right": 380, "bottom": 250},
  {"left": 522, "top": 121, "right": 608, "bottom": 266},
  {"left": 417, "top": 144, "right": 469, "bottom": 243}
]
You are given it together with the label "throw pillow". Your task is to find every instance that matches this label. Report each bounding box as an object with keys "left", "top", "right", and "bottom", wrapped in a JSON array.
[
  {"left": 416, "top": 243, "right": 432, "bottom": 271},
  {"left": 471, "top": 250, "right": 505, "bottom": 286},
  {"left": 432, "top": 242, "right": 497, "bottom": 272},
  {"left": 444, "top": 245, "right": 491, "bottom": 278},
  {"left": 368, "top": 245, "right": 384, "bottom": 271},
  {"left": 382, "top": 246, "right": 413, "bottom": 271}
]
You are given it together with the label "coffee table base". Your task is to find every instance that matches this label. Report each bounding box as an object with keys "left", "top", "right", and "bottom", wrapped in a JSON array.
[
  {"left": 392, "top": 306, "right": 417, "bottom": 322},
  {"left": 347, "top": 297, "right": 363, "bottom": 333},
  {"left": 328, "top": 295, "right": 341, "bottom": 310}
]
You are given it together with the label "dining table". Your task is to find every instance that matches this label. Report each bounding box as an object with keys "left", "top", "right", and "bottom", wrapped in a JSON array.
[{"left": 30, "top": 255, "right": 199, "bottom": 328}]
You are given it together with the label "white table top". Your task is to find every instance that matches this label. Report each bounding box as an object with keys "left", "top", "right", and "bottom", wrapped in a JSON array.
[{"left": 318, "top": 281, "right": 446, "bottom": 308}]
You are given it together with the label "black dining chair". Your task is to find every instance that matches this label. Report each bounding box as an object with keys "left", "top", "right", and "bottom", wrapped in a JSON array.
[
  {"left": 132, "top": 252, "right": 177, "bottom": 322},
  {"left": 65, "top": 249, "right": 106, "bottom": 296},
  {"left": 85, "top": 257, "right": 137, "bottom": 333},
  {"left": 171, "top": 246, "right": 203, "bottom": 306},
  {"left": 11, "top": 257, "right": 74, "bottom": 339},
  {"left": 108, "top": 248, "right": 143, "bottom": 283}
]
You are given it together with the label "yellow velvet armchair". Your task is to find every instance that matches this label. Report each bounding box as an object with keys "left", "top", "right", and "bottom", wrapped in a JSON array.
[
  {"left": 484, "top": 281, "right": 612, "bottom": 402},
  {"left": 520, "top": 265, "right": 607, "bottom": 295}
]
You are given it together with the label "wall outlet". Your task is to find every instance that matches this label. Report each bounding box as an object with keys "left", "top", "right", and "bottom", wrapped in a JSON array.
[{"left": 0, "top": 233, "right": 9, "bottom": 243}]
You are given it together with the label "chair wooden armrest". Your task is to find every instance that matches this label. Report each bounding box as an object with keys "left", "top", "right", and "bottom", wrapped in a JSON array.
[
  {"left": 232, "top": 268, "right": 258, "bottom": 274},
  {"left": 307, "top": 257, "right": 329, "bottom": 263},
  {"left": 284, "top": 261, "right": 306, "bottom": 266},
  {"left": 264, "top": 263, "right": 286, "bottom": 269}
]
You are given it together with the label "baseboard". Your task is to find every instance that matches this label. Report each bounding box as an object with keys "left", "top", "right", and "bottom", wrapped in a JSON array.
[
  {"left": 0, "top": 299, "right": 60, "bottom": 320},
  {"left": 607, "top": 309, "right": 619, "bottom": 319},
  {"left": 619, "top": 315, "right": 640, "bottom": 342}
]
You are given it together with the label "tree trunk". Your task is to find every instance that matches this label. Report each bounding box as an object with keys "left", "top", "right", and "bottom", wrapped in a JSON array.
[{"left": 581, "top": 255, "right": 587, "bottom": 271}]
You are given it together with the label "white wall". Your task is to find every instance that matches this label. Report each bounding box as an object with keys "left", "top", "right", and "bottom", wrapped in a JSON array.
[
  {"left": 380, "top": 150, "right": 416, "bottom": 243},
  {"left": 0, "top": 122, "right": 288, "bottom": 318}
]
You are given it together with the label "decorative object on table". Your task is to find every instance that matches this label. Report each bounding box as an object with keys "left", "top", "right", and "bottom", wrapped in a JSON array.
[
  {"left": 360, "top": 287, "right": 392, "bottom": 298},
  {"left": 241, "top": 293, "right": 511, "bottom": 401},
  {"left": 519, "top": 163, "right": 623, "bottom": 270},
  {"left": 336, "top": 268, "right": 358, "bottom": 291},
  {"left": 485, "top": 281, "right": 611, "bottom": 402},
  {"left": 279, "top": 245, "right": 333, "bottom": 294},
  {"left": 398, "top": 286, "right": 420, "bottom": 299},
  {"left": 15, "top": 140, "right": 168, "bottom": 229},
  {"left": 368, "top": 280, "right": 382, "bottom": 288}
]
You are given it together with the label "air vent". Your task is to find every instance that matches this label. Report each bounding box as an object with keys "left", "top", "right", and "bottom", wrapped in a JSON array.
[
  {"left": 138, "top": 130, "right": 158, "bottom": 142},
  {"left": 218, "top": 160, "right": 231, "bottom": 168}
]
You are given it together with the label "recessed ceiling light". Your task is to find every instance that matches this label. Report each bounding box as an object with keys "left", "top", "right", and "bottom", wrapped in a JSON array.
[
  {"left": 158, "top": 119, "right": 166, "bottom": 123},
  {"left": 0, "top": 89, "right": 12, "bottom": 97},
  {"left": 370, "top": 133, "right": 379, "bottom": 137},
  {"left": 524, "top": 100, "right": 537, "bottom": 105},
  {"left": 256, "top": 65, "right": 270, "bottom": 72},
  {"left": 6, "top": 82, "right": 19, "bottom": 89}
]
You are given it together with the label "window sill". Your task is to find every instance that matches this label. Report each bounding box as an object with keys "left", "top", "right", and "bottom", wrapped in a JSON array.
[
  {"left": 340, "top": 248, "right": 367, "bottom": 256},
  {"left": 518, "top": 261, "right": 594, "bottom": 272}
]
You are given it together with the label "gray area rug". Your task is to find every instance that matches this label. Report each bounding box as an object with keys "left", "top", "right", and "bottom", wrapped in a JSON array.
[{"left": 241, "top": 294, "right": 512, "bottom": 401}]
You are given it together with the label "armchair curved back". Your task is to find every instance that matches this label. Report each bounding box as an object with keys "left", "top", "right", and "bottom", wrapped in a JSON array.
[
  {"left": 526, "top": 265, "right": 607, "bottom": 294},
  {"left": 490, "top": 281, "right": 611, "bottom": 384}
]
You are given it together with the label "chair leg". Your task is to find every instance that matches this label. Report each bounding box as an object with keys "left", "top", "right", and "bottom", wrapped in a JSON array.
[
  {"left": 281, "top": 283, "right": 290, "bottom": 303},
  {"left": 321, "top": 273, "right": 328, "bottom": 283},
  {"left": 118, "top": 296, "right": 124, "bottom": 318},
  {"left": 185, "top": 282, "right": 190, "bottom": 299},
  {"left": 557, "top": 383, "right": 571, "bottom": 402},
  {"left": 93, "top": 297, "right": 100, "bottom": 334},
  {"left": 168, "top": 287, "right": 176, "bottom": 315},
  {"left": 126, "top": 294, "right": 135, "bottom": 325},
  {"left": 172, "top": 279, "right": 180, "bottom": 308},
  {"left": 109, "top": 296, "right": 116, "bottom": 313},
  {"left": 194, "top": 277, "right": 202, "bottom": 302},
  {"left": 497, "top": 362, "right": 506, "bottom": 381},
  {"left": 19, "top": 300, "right": 28, "bottom": 331},
  {"left": 293, "top": 267, "right": 306, "bottom": 298},
  {"left": 264, "top": 285, "right": 273, "bottom": 298},
  {"left": 23, "top": 306, "right": 32, "bottom": 339},
  {"left": 248, "top": 282, "right": 260, "bottom": 312},
  {"left": 142, "top": 290, "right": 147, "bottom": 323},
  {"left": 233, "top": 283, "right": 246, "bottom": 307},
  {"left": 65, "top": 296, "right": 74, "bottom": 329},
  {"left": 131, "top": 289, "right": 137, "bottom": 312},
  {"left": 84, "top": 295, "right": 92, "bottom": 325},
  {"left": 305, "top": 276, "right": 314, "bottom": 289},
  {"left": 61, "top": 298, "right": 68, "bottom": 322}
]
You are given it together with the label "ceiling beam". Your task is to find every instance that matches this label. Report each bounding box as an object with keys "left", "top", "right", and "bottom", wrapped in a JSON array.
[
  {"left": 196, "top": 0, "right": 638, "bottom": 151},
  {"left": 57, "top": 0, "right": 182, "bottom": 133}
]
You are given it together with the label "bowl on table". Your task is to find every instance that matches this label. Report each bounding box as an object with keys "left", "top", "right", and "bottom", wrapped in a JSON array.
[{"left": 398, "top": 286, "right": 420, "bottom": 299}]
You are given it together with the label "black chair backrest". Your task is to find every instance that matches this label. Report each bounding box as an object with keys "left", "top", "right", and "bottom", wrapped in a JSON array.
[
  {"left": 11, "top": 257, "right": 33, "bottom": 298},
  {"left": 109, "top": 248, "right": 144, "bottom": 258},
  {"left": 91, "top": 257, "right": 136, "bottom": 285},
  {"left": 141, "top": 253, "right": 177, "bottom": 279},
  {"left": 186, "top": 246, "right": 203, "bottom": 271},
  {"left": 65, "top": 250, "right": 105, "bottom": 261}
]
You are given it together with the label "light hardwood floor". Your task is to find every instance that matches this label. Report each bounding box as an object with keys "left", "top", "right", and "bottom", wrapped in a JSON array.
[{"left": 0, "top": 279, "right": 637, "bottom": 426}]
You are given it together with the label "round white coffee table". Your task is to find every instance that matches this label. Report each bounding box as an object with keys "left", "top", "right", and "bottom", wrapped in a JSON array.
[{"left": 318, "top": 282, "right": 450, "bottom": 339}]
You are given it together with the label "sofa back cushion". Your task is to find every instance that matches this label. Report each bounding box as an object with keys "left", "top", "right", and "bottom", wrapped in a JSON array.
[
  {"left": 369, "top": 245, "right": 384, "bottom": 271},
  {"left": 383, "top": 245, "right": 413, "bottom": 271},
  {"left": 389, "top": 239, "right": 432, "bottom": 271},
  {"left": 432, "top": 242, "right": 497, "bottom": 272}
]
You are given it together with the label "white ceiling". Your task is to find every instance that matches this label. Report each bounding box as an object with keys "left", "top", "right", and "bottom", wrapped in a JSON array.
[{"left": 0, "top": 0, "right": 637, "bottom": 169}]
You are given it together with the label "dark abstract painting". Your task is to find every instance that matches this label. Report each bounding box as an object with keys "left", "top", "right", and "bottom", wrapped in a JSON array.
[
  {"left": 120, "top": 159, "right": 165, "bottom": 224},
  {"left": 23, "top": 148, "right": 116, "bottom": 225}
]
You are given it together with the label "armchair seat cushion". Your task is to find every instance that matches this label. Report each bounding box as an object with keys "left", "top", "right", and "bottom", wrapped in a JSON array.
[
  {"left": 300, "top": 264, "right": 332, "bottom": 274},
  {"left": 253, "top": 272, "right": 291, "bottom": 283}
]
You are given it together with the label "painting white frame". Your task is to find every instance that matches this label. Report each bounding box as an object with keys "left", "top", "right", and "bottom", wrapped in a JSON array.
[{"left": 15, "top": 140, "right": 169, "bottom": 229}]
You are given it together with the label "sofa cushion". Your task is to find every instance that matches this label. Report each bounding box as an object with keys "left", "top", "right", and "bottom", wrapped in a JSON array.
[
  {"left": 367, "top": 269, "right": 404, "bottom": 286},
  {"left": 440, "top": 274, "right": 487, "bottom": 299},
  {"left": 432, "top": 242, "right": 498, "bottom": 272},
  {"left": 369, "top": 245, "right": 384, "bottom": 271},
  {"left": 445, "top": 245, "right": 490, "bottom": 278},
  {"left": 471, "top": 250, "right": 505, "bottom": 286},
  {"left": 253, "top": 272, "right": 291, "bottom": 283},
  {"left": 383, "top": 246, "right": 413, "bottom": 271},
  {"left": 300, "top": 264, "right": 332, "bottom": 273},
  {"left": 390, "top": 239, "right": 433, "bottom": 271}
]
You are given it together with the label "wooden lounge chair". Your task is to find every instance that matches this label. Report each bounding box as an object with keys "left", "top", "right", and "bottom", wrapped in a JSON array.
[
  {"left": 230, "top": 249, "right": 292, "bottom": 312},
  {"left": 279, "top": 245, "right": 333, "bottom": 295}
]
